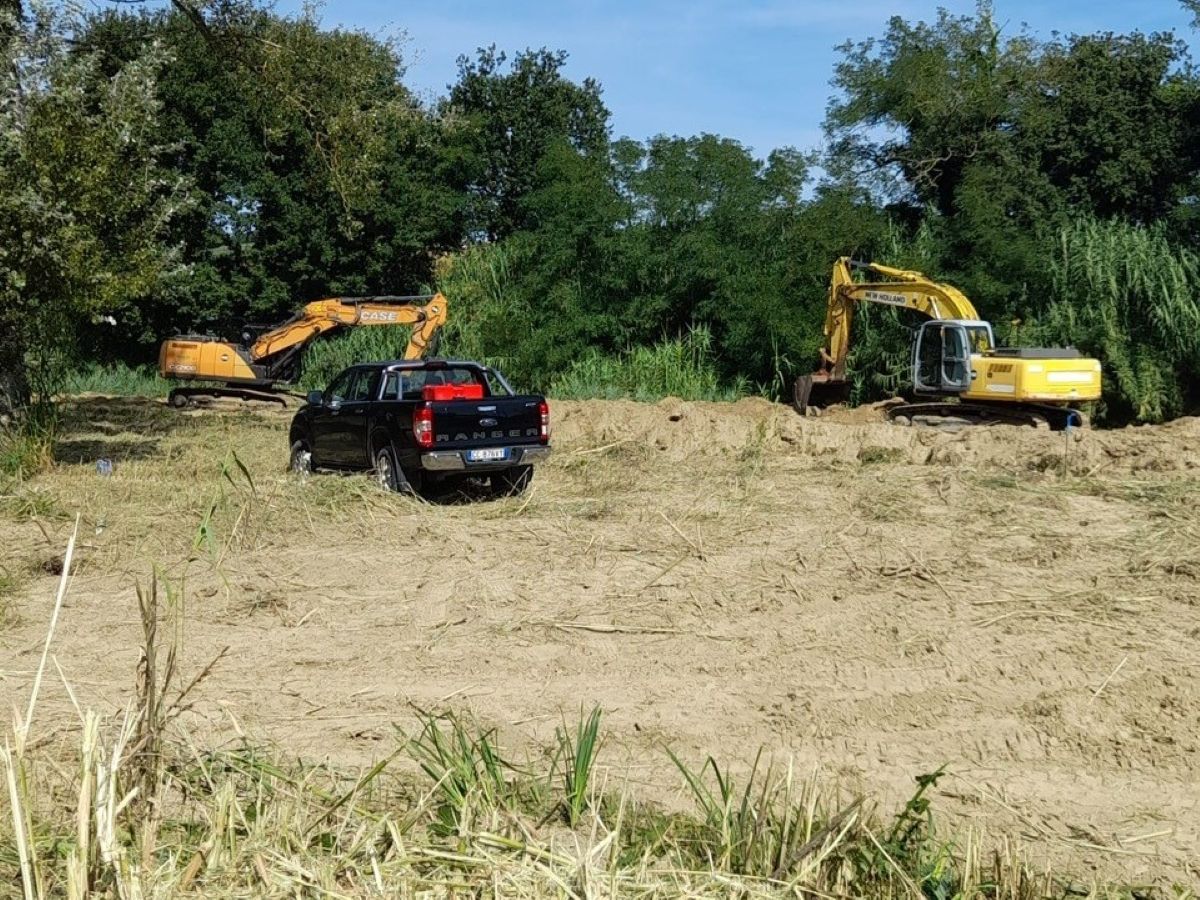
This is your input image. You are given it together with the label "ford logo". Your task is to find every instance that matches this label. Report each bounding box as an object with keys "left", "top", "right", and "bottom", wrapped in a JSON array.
[{"left": 479, "top": 417, "right": 498, "bottom": 427}]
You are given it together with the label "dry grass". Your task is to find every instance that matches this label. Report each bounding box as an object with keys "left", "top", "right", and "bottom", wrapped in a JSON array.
[
  {"left": 2, "top": 397, "right": 1200, "bottom": 895},
  {"left": 0, "top": 553, "right": 1141, "bottom": 900}
]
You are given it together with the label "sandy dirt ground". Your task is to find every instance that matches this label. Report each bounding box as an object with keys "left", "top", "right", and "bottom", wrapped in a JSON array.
[{"left": 2, "top": 395, "right": 1199, "bottom": 886}]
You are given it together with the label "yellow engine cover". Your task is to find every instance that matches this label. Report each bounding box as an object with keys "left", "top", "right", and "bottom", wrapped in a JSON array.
[
  {"left": 159, "top": 339, "right": 259, "bottom": 383},
  {"left": 964, "top": 355, "right": 1102, "bottom": 404}
]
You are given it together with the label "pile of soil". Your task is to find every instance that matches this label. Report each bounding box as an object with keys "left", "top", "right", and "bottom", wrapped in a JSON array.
[{"left": 555, "top": 397, "right": 1200, "bottom": 475}]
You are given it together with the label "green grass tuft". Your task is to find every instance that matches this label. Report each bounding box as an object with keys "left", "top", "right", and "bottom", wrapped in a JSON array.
[
  {"left": 63, "top": 362, "right": 170, "bottom": 397},
  {"left": 553, "top": 705, "right": 603, "bottom": 826},
  {"left": 406, "top": 710, "right": 513, "bottom": 833},
  {"left": 0, "top": 426, "right": 54, "bottom": 479}
]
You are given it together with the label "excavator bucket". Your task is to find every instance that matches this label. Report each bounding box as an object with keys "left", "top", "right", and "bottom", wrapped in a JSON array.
[{"left": 793, "top": 373, "right": 851, "bottom": 414}]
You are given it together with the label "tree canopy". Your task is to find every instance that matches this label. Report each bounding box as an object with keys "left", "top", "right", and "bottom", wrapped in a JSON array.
[{"left": 1, "top": 0, "right": 1197, "bottom": 424}]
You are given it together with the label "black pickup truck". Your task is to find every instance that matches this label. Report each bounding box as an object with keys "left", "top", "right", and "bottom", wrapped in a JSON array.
[{"left": 288, "top": 359, "right": 550, "bottom": 495}]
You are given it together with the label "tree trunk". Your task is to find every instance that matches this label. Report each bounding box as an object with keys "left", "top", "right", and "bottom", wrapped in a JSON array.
[{"left": 0, "top": 330, "right": 28, "bottom": 419}]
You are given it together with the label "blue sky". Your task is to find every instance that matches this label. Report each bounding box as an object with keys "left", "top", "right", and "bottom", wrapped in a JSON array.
[{"left": 278, "top": 0, "right": 1195, "bottom": 158}]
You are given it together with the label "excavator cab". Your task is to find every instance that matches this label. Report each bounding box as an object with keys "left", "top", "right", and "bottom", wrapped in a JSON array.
[{"left": 912, "top": 320, "right": 994, "bottom": 395}]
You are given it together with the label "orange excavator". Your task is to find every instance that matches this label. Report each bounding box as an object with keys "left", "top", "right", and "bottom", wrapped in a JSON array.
[{"left": 158, "top": 293, "right": 448, "bottom": 407}]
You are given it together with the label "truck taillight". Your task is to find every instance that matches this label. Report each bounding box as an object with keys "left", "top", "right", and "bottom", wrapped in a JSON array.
[
  {"left": 539, "top": 400, "right": 550, "bottom": 444},
  {"left": 413, "top": 403, "right": 434, "bottom": 449}
]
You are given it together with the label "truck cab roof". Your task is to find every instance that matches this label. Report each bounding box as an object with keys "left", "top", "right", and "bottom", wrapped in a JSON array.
[{"left": 372, "top": 358, "right": 483, "bottom": 371}]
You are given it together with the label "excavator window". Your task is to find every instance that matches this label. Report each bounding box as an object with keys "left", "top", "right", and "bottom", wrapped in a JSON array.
[
  {"left": 965, "top": 325, "right": 993, "bottom": 353},
  {"left": 915, "top": 325, "right": 941, "bottom": 391},
  {"left": 940, "top": 326, "right": 970, "bottom": 390},
  {"left": 913, "top": 321, "right": 971, "bottom": 393}
]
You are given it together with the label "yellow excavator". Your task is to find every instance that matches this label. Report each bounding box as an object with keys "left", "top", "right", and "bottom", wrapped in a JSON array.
[
  {"left": 794, "top": 259, "right": 1101, "bottom": 429},
  {"left": 158, "top": 293, "right": 448, "bottom": 407}
]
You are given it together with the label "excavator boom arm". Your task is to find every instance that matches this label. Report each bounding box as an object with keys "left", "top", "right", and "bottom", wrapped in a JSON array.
[
  {"left": 822, "top": 258, "right": 979, "bottom": 379},
  {"left": 250, "top": 294, "right": 449, "bottom": 363}
]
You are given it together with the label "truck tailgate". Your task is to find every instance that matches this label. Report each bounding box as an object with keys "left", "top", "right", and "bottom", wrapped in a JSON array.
[{"left": 430, "top": 397, "right": 545, "bottom": 449}]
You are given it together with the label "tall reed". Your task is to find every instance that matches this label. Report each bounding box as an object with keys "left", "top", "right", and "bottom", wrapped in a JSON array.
[
  {"left": 1042, "top": 217, "right": 1200, "bottom": 422},
  {"left": 550, "top": 326, "right": 747, "bottom": 402}
]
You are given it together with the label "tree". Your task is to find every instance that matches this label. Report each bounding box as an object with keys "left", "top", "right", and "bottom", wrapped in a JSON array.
[
  {"left": 1020, "top": 32, "right": 1200, "bottom": 226},
  {"left": 826, "top": 5, "right": 1039, "bottom": 215},
  {"left": 0, "top": 2, "right": 184, "bottom": 415},
  {"left": 612, "top": 135, "right": 823, "bottom": 382},
  {"left": 448, "top": 47, "right": 610, "bottom": 240},
  {"left": 826, "top": 4, "right": 1200, "bottom": 315},
  {"left": 78, "top": 5, "right": 469, "bottom": 358}
]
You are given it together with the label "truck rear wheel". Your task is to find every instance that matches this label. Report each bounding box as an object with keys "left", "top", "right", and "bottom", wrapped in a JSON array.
[
  {"left": 492, "top": 465, "right": 533, "bottom": 497},
  {"left": 374, "top": 446, "right": 418, "bottom": 496}
]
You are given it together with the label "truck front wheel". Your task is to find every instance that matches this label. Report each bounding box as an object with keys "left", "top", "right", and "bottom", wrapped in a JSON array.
[
  {"left": 289, "top": 440, "right": 313, "bottom": 475},
  {"left": 492, "top": 465, "right": 533, "bottom": 497}
]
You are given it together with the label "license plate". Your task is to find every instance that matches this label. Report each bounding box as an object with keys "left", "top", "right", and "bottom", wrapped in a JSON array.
[{"left": 468, "top": 448, "right": 508, "bottom": 462}]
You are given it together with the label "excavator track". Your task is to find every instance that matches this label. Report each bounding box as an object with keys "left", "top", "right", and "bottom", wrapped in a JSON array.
[
  {"left": 168, "top": 386, "right": 301, "bottom": 408},
  {"left": 886, "top": 401, "right": 1086, "bottom": 431}
]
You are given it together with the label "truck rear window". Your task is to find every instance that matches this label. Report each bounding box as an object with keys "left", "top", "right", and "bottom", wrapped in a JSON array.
[{"left": 381, "top": 367, "right": 486, "bottom": 401}]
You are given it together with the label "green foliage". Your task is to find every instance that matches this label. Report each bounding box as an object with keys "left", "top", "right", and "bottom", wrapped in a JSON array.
[
  {"left": 843, "top": 220, "right": 942, "bottom": 405},
  {"left": 1039, "top": 217, "right": 1200, "bottom": 422},
  {"left": 63, "top": 363, "right": 170, "bottom": 398},
  {"left": 827, "top": 6, "right": 1039, "bottom": 212},
  {"left": 435, "top": 240, "right": 544, "bottom": 386},
  {"left": 552, "top": 706, "right": 603, "bottom": 827},
  {"left": 0, "top": 427, "right": 54, "bottom": 479},
  {"left": 5, "top": 0, "right": 1200, "bottom": 428},
  {"left": 438, "top": 135, "right": 874, "bottom": 395},
  {"left": 550, "top": 328, "right": 748, "bottom": 402},
  {"left": 297, "top": 328, "right": 423, "bottom": 391},
  {"left": 192, "top": 448, "right": 256, "bottom": 557},
  {"left": 844, "top": 304, "right": 911, "bottom": 405},
  {"left": 668, "top": 747, "right": 809, "bottom": 877},
  {"left": 406, "top": 711, "right": 511, "bottom": 834},
  {"left": 668, "top": 750, "right": 960, "bottom": 890},
  {"left": 79, "top": 3, "right": 467, "bottom": 360},
  {"left": 0, "top": 3, "right": 184, "bottom": 412},
  {"left": 827, "top": 7, "right": 1199, "bottom": 227},
  {"left": 448, "top": 46, "right": 611, "bottom": 240},
  {"left": 1, "top": 708, "right": 1111, "bottom": 896}
]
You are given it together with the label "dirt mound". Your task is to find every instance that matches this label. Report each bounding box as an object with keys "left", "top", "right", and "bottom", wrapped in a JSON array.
[
  {"left": 555, "top": 397, "right": 1200, "bottom": 476},
  {"left": 554, "top": 396, "right": 784, "bottom": 460}
]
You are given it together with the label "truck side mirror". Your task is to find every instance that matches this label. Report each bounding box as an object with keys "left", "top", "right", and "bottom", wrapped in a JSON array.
[{"left": 306, "top": 390, "right": 324, "bottom": 407}]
